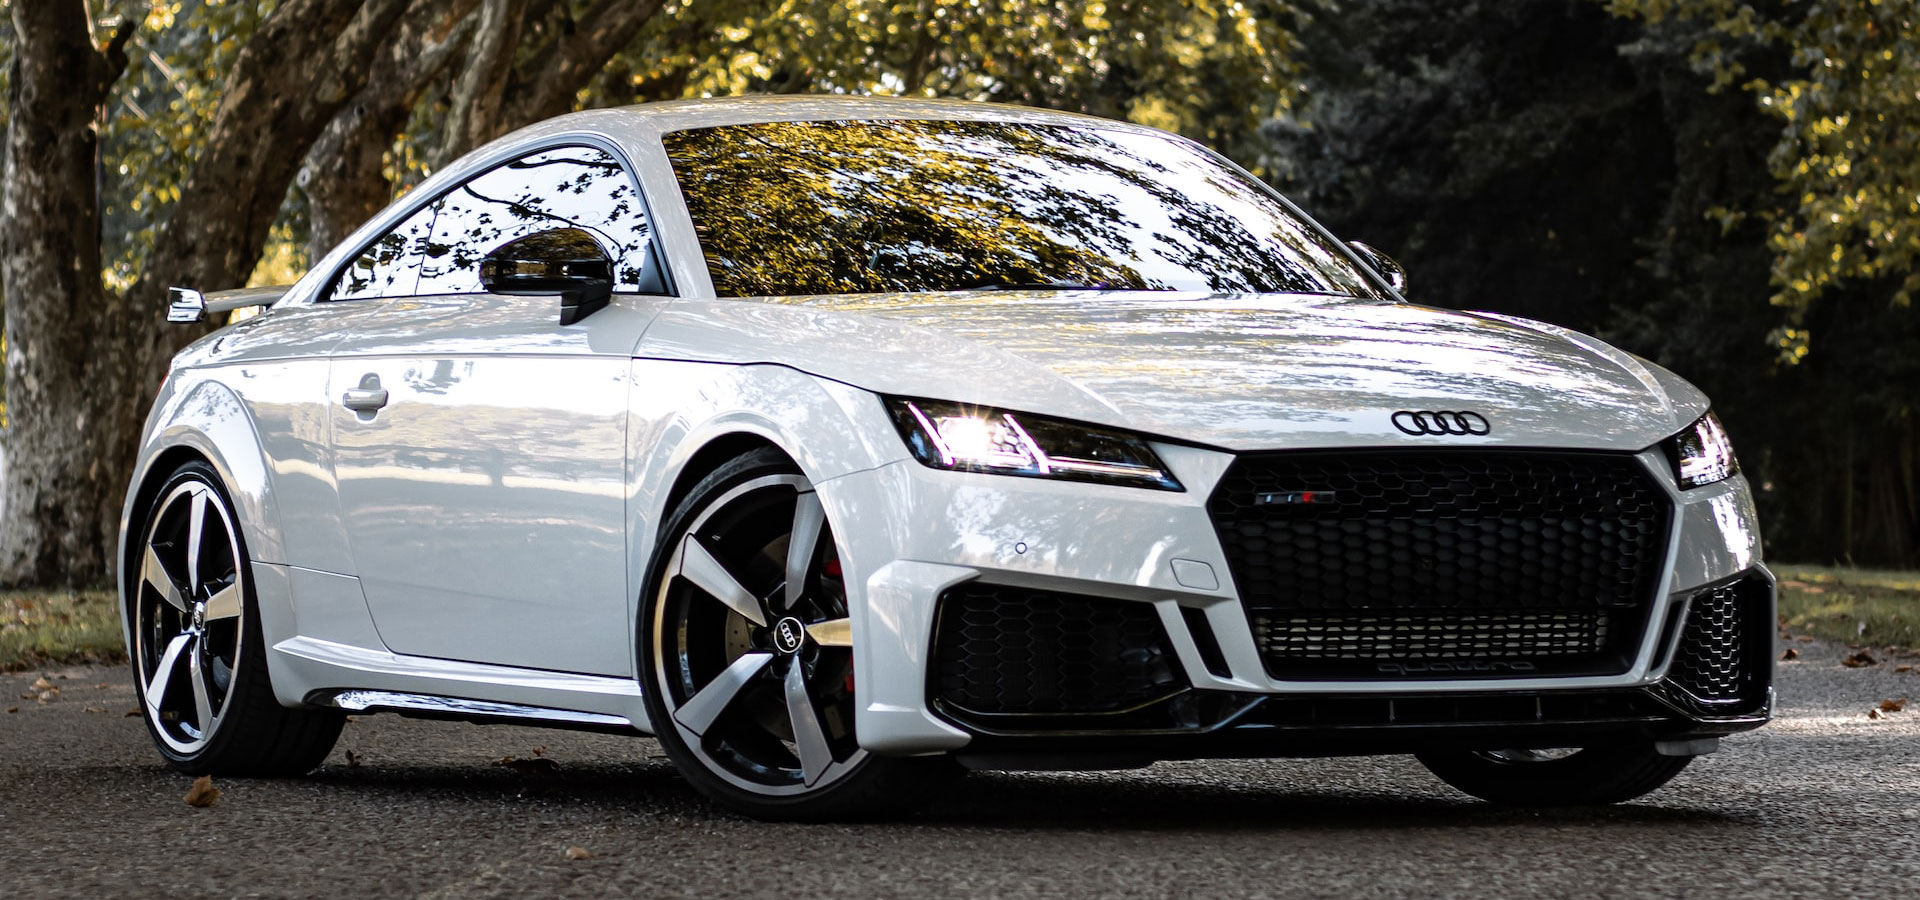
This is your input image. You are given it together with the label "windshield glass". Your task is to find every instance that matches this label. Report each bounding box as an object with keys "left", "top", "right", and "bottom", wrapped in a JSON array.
[{"left": 662, "top": 120, "right": 1376, "bottom": 299}]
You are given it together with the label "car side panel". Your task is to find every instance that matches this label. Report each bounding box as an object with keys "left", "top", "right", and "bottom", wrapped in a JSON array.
[{"left": 328, "top": 294, "right": 665, "bottom": 676}]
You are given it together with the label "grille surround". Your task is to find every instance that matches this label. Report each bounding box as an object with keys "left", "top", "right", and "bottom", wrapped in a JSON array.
[
  {"left": 1209, "top": 450, "right": 1673, "bottom": 679},
  {"left": 930, "top": 584, "right": 1186, "bottom": 721}
]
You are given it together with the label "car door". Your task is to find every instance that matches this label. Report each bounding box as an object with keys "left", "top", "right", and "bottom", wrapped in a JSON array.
[{"left": 327, "top": 144, "right": 670, "bottom": 677}]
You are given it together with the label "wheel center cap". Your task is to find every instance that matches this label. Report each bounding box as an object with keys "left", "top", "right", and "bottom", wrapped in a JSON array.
[
  {"left": 772, "top": 617, "right": 806, "bottom": 655},
  {"left": 190, "top": 602, "right": 206, "bottom": 632}
]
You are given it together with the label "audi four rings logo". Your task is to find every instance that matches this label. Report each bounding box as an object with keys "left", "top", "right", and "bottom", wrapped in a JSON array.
[{"left": 1391, "top": 410, "right": 1491, "bottom": 436}]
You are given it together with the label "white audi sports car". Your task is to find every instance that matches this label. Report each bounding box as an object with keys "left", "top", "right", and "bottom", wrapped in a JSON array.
[{"left": 122, "top": 97, "right": 1770, "bottom": 820}]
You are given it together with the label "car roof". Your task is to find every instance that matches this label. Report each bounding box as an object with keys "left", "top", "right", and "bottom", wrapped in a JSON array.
[{"left": 503, "top": 95, "right": 1162, "bottom": 143}]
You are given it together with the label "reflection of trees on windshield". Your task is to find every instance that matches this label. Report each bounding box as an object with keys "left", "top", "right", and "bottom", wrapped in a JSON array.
[{"left": 664, "top": 120, "right": 1374, "bottom": 299}]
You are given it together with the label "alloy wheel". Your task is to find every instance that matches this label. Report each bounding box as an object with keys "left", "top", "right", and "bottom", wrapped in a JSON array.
[
  {"left": 135, "top": 479, "right": 246, "bottom": 755},
  {"left": 651, "top": 474, "right": 865, "bottom": 795}
]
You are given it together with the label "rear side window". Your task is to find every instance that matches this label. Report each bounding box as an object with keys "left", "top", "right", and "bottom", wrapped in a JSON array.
[
  {"left": 414, "top": 146, "right": 661, "bottom": 295},
  {"left": 329, "top": 203, "right": 439, "bottom": 301}
]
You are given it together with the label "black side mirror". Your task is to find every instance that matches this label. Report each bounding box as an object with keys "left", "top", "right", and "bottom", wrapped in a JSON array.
[
  {"left": 1346, "top": 240, "right": 1407, "bottom": 296},
  {"left": 479, "top": 227, "right": 615, "bottom": 326}
]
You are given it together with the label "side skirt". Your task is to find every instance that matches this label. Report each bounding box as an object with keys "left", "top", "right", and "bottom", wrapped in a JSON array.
[
  {"left": 270, "top": 635, "right": 653, "bottom": 733},
  {"left": 313, "top": 689, "right": 640, "bottom": 735}
]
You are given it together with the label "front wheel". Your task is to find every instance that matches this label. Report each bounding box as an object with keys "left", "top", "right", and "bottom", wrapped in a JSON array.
[
  {"left": 1417, "top": 742, "right": 1692, "bottom": 806},
  {"left": 131, "top": 461, "right": 343, "bottom": 775},
  {"left": 639, "top": 448, "right": 954, "bottom": 820}
]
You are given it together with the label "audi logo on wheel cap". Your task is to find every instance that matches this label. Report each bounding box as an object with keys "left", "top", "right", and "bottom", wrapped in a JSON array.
[{"left": 1391, "top": 410, "right": 1491, "bottom": 436}]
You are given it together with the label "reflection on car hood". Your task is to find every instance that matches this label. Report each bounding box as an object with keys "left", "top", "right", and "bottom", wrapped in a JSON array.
[{"left": 637, "top": 291, "right": 1707, "bottom": 452}]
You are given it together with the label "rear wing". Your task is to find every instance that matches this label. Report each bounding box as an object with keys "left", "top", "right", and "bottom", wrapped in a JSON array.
[{"left": 166, "top": 285, "right": 291, "bottom": 324}]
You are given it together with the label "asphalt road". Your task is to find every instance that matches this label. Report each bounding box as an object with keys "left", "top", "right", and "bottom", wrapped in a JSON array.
[{"left": 4, "top": 642, "right": 1918, "bottom": 899}]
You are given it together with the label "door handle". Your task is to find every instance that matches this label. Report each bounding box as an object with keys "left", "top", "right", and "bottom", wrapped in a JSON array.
[
  {"left": 342, "top": 388, "right": 389, "bottom": 411},
  {"left": 342, "top": 374, "right": 389, "bottom": 412}
]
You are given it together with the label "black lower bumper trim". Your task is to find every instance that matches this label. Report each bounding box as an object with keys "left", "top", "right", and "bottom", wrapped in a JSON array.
[{"left": 940, "top": 685, "right": 1771, "bottom": 765}]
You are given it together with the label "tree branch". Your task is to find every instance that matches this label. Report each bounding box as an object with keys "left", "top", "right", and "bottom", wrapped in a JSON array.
[{"left": 499, "top": 0, "right": 666, "bottom": 130}]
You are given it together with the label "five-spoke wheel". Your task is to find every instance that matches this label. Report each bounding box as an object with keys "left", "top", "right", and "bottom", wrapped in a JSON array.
[
  {"left": 641, "top": 449, "right": 952, "bottom": 819},
  {"left": 136, "top": 479, "right": 246, "bottom": 754},
  {"left": 129, "top": 462, "right": 343, "bottom": 774}
]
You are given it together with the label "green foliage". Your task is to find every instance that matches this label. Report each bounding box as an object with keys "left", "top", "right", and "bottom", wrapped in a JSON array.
[
  {"left": 1606, "top": 0, "right": 1920, "bottom": 344},
  {"left": 609, "top": 0, "right": 1301, "bottom": 174},
  {"left": 1776, "top": 564, "right": 1920, "bottom": 652},
  {"left": 100, "top": 0, "right": 272, "bottom": 291},
  {"left": 0, "top": 589, "right": 123, "bottom": 671}
]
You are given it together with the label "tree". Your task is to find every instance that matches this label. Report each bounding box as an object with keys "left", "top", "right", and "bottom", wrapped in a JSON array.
[
  {"left": 1269, "top": 0, "right": 1919, "bottom": 565},
  {"left": 1, "top": 0, "right": 1307, "bottom": 588},
  {"left": 1, "top": 0, "right": 412, "bottom": 585}
]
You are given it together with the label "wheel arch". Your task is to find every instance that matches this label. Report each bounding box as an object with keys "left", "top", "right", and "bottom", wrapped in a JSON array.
[
  {"left": 623, "top": 362, "right": 911, "bottom": 669},
  {"left": 118, "top": 376, "right": 289, "bottom": 645}
]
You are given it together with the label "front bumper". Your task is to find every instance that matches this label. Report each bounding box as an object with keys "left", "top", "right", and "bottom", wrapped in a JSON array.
[{"left": 817, "top": 443, "right": 1772, "bottom": 757}]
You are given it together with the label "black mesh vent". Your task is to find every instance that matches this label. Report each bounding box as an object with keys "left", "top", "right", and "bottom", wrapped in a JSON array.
[
  {"left": 1254, "top": 610, "right": 1610, "bottom": 660},
  {"left": 1209, "top": 451, "right": 1671, "bottom": 678},
  {"left": 932, "top": 585, "right": 1185, "bottom": 717},
  {"left": 1664, "top": 579, "right": 1768, "bottom": 714}
]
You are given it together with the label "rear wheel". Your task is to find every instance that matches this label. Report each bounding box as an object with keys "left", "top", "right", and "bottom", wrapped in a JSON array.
[
  {"left": 1417, "top": 742, "right": 1692, "bottom": 806},
  {"left": 640, "top": 448, "right": 953, "bottom": 820},
  {"left": 132, "top": 462, "right": 343, "bottom": 775}
]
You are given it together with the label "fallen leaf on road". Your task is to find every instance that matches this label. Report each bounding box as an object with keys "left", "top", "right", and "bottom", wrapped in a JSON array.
[
  {"left": 1879, "top": 698, "right": 1909, "bottom": 713},
  {"left": 1843, "top": 651, "right": 1879, "bottom": 668},
  {"left": 5, "top": 707, "right": 16, "bottom": 714},
  {"left": 94, "top": 683, "right": 110, "bottom": 690},
  {"left": 84, "top": 706, "right": 107, "bottom": 714},
  {"left": 1868, "top": 708, "right": 1884, "bottom": 720},
  {"left": 1781, "top": 648, "right": 1800, "bottom": 661},
  {"left": 494, "top": 756, "right": 560, "bottom": 775},
  {"left": 37, "top": 690, "right": 57, "bottom": 703},
  {"left": 345, "top": 749, "right": 361, "bottom": 768},
  {"left": 124, "top": 710, "right": 140, "bottom": 717},
  {"left": 564, "top": 846, "right": 593, "bottom": 860},
  {"left": 533, "top": 746, "right": 547, "bottom": 757},
  {"left": 30, "top": 677, "right": 55, "bottom": 692},
  {"left": 184, "top": 776, "right": 221, "bottom": 808},
  {"left": 1897, "top": 665, "right": 1914, "bottom": 673}
]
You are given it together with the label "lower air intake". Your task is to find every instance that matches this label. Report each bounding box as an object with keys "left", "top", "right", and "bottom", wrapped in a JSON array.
[
  {"left": 1663, "top": 576, "right": 1771, "bottom": 715},
  {"left": 931, "top": 585, "right": 1185, "bottom": 719},
  {"left": 1254, "top": 610, "right": 1611, "bottom": 662}
]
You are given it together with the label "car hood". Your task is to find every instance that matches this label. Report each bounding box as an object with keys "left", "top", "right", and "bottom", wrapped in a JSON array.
[{"left": 636, "top": 292, "right": 1707, "bottom": 452}]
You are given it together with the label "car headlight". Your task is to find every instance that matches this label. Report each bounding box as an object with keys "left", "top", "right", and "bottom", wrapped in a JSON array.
[
  {"left": 1667, "top": 411, "right": 1739, "bottom": 488},
  {"left": 886, "top": 398, "right": 1183, "bottom": 491}
]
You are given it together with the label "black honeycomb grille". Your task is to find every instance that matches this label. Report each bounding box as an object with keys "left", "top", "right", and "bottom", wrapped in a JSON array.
[
  {"left": 1254, "top": 610, "right": 1611, "bottom": 661},
  {"left": 931, "top": 585, "right": 1185, "bottom": 717},
  {"left": 1209, "top": 451, "right": 1671, "bottom": 678},
  {"left": 1668, "top": 582, "right": 1755, "bottom": 709}
]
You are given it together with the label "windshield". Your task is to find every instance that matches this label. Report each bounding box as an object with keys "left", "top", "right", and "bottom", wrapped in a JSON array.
[{"left": 662, "top": 119, "right": 1377, "bottom": 299}]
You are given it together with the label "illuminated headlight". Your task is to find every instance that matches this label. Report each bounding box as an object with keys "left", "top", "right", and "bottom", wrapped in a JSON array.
[
  {"left": 1667, "top": 411, "right": 1739, "bottom": 489},
  {"left": 886, "top": 398, "right": 1183, "bottom": 491}
]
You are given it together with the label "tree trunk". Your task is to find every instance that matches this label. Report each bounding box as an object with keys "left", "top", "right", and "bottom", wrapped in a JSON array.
[
  {"left": 435, "top": 0, "right": 527, "bottom": 168},
  {"left": 0, "top": 0, "right": 134, "bottom": 586},
  {"left": 3, "top": 0, "right": 415, "bottom": 587},
  {"left": 303, "top": 0, "right": 481, "bottom": 259},
  {"left": 499, "top": 0, "right": 666, "bottom": 127}
]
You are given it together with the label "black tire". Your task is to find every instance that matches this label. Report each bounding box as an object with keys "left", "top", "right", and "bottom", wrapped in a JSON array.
[
  {"left": 639, "top": 447, "right": 956, "bottom": 821},
  {"left": 1416, "top": 742, "right": 1692, "bottom": 806},
  {"left": 130, "top": 461, "right": 344, "bottom": 776}
]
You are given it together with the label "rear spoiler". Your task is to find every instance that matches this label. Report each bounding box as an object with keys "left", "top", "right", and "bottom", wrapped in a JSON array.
[{"left": 166, "top": 285, "right": 291, "bottom": 324}]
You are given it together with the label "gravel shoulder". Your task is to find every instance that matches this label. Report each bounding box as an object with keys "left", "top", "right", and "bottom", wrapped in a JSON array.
[{"left": 3, "top": 641, "right": 1917, "bottom": 899}]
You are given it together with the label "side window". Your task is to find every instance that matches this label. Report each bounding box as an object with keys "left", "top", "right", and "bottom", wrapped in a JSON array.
[
  {"left": 328, "top": 202, "right": 438, "bottom": 301},
  {"left": 415, "top": 146, "right": 660, "bottom": 295}
]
